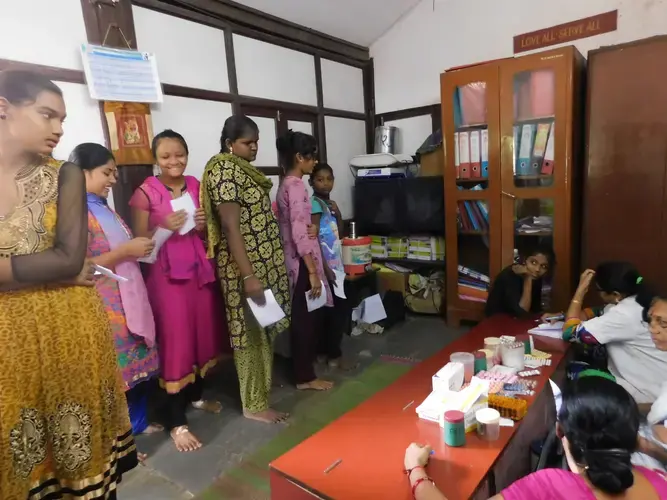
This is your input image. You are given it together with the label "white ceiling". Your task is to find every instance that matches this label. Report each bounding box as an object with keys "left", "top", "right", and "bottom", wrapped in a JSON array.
[{"left": 232, "top": 0, "right": 422, "bottom": 46}]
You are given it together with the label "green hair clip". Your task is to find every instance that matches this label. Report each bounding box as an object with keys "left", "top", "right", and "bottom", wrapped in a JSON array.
[{"left": 636, "top": 276, "right": 643, "bottom": 285}]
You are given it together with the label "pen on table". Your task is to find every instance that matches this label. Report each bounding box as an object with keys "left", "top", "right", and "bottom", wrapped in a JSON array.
[
  {"left": 324, "top": 458, "right": 342, "bottom": 474},
  {"left": 402, "top": 400, "right": 415, "bottom": 411}
]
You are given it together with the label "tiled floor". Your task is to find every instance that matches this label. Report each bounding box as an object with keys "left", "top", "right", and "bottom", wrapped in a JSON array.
[{"left": 118, "top": 315, "right": 467, "bottom": 499}]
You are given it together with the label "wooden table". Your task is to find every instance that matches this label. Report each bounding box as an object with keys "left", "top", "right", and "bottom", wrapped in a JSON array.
[{"left": 270, "top": 315, "right": 572, "bottom": 500}]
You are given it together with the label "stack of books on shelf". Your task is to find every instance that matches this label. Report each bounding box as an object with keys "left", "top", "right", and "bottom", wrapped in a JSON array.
[
  {"left": 407, "top": 236, "right": 446, "bottom": 261},
  {"left": 371, "top": 236, "right": 445, "bottom": 262},
  {"left": 458, "top": 265, "right": 490, "bottom": 303},
  {"left": 371, "top": 236, "right": 408, "bottom": 259},
  {"left": 515, "top": 215, "right": 553, "bottom": 235},
  {"left": 457, "top": 199, "right": 489, "bottom": 233}
]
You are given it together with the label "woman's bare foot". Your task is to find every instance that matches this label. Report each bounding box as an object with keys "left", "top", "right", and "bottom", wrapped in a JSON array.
[
  {"left": 138, "top": 451, "right": 148, "bottom": 463},
  {"left": 170, "top": 426, "right": 202, "bottom": 452},
  {"left": 192, "top": 399, "right": 223, "bottom": 414},
  {"left": 141, "top": 423, "right": 164, "bottom": 435},
  {"left": 243, "top": 408, "right": 289, "bottom": 424},
  {"left": 297, "top": 379, "right": 334, "bottom": 391}
]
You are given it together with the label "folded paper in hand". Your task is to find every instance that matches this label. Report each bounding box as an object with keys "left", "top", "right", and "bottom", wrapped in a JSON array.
[
  {"left": 138, "top": 227, "right": 173, "bottom": 264},
  {"left": 305, "top": 281, "right": 328, "bottom": 312},
  {"left": 93, "top": 264, "right": 128, "bottom": 282},
  {"left": 169, "top": 193, "right": 197, "bottom": 235},
  {"left": 247, "top": 289, "right": 285, "bottom": 328}
]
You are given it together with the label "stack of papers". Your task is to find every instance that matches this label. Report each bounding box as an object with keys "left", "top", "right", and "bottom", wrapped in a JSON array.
[{"left": 527, "top": 321, "right": 564, "bottom": 339}]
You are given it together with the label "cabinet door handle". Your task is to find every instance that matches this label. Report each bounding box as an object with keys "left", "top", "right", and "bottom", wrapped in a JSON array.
[{"left": 502, "top": 191, "right": 516, "bottom": 199}]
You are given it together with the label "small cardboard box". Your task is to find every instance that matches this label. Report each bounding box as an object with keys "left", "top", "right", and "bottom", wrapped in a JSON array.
[
  {"left": 419, "top": 149, "right": 444, "bottom": 177},
  {"left": 376, "top": 270, "right": 409, "bottom": 297}
]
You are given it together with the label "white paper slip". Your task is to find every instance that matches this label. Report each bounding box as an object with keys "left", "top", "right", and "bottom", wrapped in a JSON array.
[
  {"left": 306, "top": 281, "right": 328, "bottom": 312},
  {"left": 169, "top": 192, "right": 197, "bottom": 235},
  {"left": 351, "top": 294, "right": 387, "bottom": 324},
  {"left": 246, "top": 289, "right": 285, "bottom": 328},
  {"left": 332, "top": 270, "right": 346, "bottom": 299},
  {"left": 93, "top": 264, "right": 129, "bottom": 282},
  {"left": 138, "top": 227, "right": 173, "bottom": 264}
]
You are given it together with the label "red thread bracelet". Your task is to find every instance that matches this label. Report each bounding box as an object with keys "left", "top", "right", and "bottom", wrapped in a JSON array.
[
  {"left": 404, "top": 465, "right": 425, "bottom": 476},
  {"left": 412, "top": 477, "right": 435, "bottom": 497}
]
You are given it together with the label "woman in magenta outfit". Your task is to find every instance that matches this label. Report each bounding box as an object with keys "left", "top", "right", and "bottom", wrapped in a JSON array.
[
  {"left": 276, "top": 130, "right": 334, "bottom": 392},
  {"left": 402, "top": 377, "right": 667, "bottom": 499},
  {"left": 130, "top": 129, "right": 228, "bottom": 453}
]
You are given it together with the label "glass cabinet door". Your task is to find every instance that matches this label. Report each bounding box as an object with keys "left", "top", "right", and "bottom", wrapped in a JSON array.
[
  {"left": 511, "top": 69, "right": 556, "bottom": 188},
  {"left": 442, "top": 65, "right": 500, "bottom": 315}
]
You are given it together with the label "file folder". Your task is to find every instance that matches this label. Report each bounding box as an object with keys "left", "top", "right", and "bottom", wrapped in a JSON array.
[
  {"left": 513, "top": 126, "right": 520, "bottom": 176},
  {"left": 470, "top": 130, "right": 481, "bottom": 178},
  {"left": 454, "top": 132, "right": 460, "bottom": 179},
  {"left": 481, "top": 129, "right": 489, "bottom": 178},
  {"left": 530, "top": 123, "right": 551, "bottom": 175},
  {"left": 541, "top": 123, "right": 555, "bottom": 175},
  {"left": 517, "top": 124, "right": 536, "bottom": 176},
  {"left": 458, "top": 131, "right": 471, "bottom": 179}
]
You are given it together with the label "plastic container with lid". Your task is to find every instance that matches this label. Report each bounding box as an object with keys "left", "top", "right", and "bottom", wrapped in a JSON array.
[
  {"left": 450, "top": 352, "right": 475, "bottom": 383},
  {"left": 501, "top": 342, "right": 525, "bottom": 370},
  {"left": 473, "top": 350, "right": 487, "bottom": 374},
  {"left": 476, "top": 408, "right": 501, "bottom": 441},
  {"left": 442, "top": 410, "right": 466, "bottom": 447}
]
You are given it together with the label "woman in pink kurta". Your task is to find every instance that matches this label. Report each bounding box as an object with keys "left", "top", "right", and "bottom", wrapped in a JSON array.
[
  {"left": 130, "top": 129, "right": 228, "bottom": 453},
  {"left": 276, "top": 130, "right": 334, "bottom": 391}
]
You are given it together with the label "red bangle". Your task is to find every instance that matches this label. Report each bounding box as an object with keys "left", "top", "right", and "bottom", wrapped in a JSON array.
[
  {"left": 404, "top": 465, "right": 425, "bottom": 476},
  {"left": 412, "top": 477, "right": 435, "bottom": 497}
]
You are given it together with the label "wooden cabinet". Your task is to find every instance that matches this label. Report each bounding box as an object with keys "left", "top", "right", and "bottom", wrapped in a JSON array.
[
  {"left": 583, "top": 36, "right": 667, "bottom": 297},
  {"left": 441, "top": 46, "right": 585, "bottom": 326}
]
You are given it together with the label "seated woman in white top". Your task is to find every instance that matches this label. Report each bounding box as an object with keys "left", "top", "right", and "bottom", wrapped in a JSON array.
[
  {"left": 560, "top": 262, "right": 667, "bottom": 404},
  {"left": 634, "top": 295, "right": 667, "bottom": 469}
]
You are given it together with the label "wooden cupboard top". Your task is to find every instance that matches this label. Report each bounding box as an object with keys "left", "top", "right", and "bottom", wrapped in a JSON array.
[{"left": 270, "top": 316, "right": 570, "bottom": 500}]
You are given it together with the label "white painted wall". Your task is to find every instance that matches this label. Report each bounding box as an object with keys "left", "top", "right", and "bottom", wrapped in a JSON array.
[
  {"left": 0, "top": 0, "right": 86, "bottom": 70},
  {"left": 133, "top": 7, "right": 229, "bottom": 92},
  {"left": 234, "top": 35, "right": 318, "bottom": 106},
  {"left": 151, "top": 96, "right": 233, "bottom": 181},
  {"left": 372, "top": 0, "right": 667, "bottom": 113},
  {"left": 321, "top": 59, "right": 365, "bottom": 113},
  {"left": 324, "top": 117, "right": 367, "bottom": 217},
  {"left": 384, "top": 115, "right": 432, "bottom": 155}
]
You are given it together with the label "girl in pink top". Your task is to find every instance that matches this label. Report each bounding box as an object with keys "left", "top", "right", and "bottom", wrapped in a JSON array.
[
  {"left": 276, "top": 130, "right": 334, "bottom": 392},
  {"left": 130, "top": 130, "right": 228, "bottom": 453},
  {"left": 403, "top": 377, "right": 667, "bottom": 499}
]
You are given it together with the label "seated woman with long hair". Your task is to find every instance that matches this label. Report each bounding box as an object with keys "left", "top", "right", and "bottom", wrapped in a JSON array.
[
  {"left": 559, "top": 262, "right": 667, "bottom": 404},
  {"left": 404, "top": 377, "right": 667, "bottom": 499}
]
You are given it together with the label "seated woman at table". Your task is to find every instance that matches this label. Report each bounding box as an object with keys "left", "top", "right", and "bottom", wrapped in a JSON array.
[
  {"left": 561, "top": 261, "right": 667, "bottom": 404},
  {"left": 404, "top": 377, "right": 667, "bottom": 500},
  {"left": 633, "top": 294, "right": 667, "bottom": 470},
  {"left": 484, "top": 244, "right": 554, "bottom": 318}
]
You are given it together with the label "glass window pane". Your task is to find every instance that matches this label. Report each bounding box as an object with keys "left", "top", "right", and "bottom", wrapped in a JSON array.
[{"left": 457, "top": 198, "right": 490, "bottom": 303}]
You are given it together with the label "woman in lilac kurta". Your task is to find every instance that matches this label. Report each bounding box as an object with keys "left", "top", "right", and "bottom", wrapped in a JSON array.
[
  {"left": 276, "top": 130, "right": 334, "bottom": 391},
  {"left": 130, "top": 129, "right": 228, "bottom": 453}
]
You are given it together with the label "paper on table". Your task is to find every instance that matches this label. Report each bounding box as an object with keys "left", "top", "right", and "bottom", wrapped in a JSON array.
[
  {"left": 351, "top": 293, "right": 387, "bottom": 324},
  {"left": 169, "top": 192, "right": 196, "bottom": 235},
  {"left": 305, "top": 281, "right": 328, "bottom": 312},
  {"left": 93, "top": 264, "right": 129, "bottom": 282},
  {"left": 246, "top": 289, "right": 286, "bottom": 328},
  {"left": 550, "top": 379, "right": 562, "bottom": 414},
  {"left": 527, "top": 321, "right": 564, "bottom": 338},
  {"left": 138, "top": 227, "right": 173, "bottom": 264},
  {"left": 333, "top": 270, "right": 346, "bottom": 299}
]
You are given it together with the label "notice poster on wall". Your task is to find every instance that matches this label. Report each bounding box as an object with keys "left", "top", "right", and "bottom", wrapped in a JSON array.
[{"left": 81, "top": 44, "right": 163, "bottom": 103}]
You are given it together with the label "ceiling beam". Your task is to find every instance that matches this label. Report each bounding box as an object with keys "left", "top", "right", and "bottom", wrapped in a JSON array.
[{"left": 137, "top": 0, "right": 369, "bottom": 63}]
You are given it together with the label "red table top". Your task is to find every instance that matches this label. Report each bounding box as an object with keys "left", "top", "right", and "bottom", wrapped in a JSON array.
[{"left": 270, "top": 315, "right": 569, "bottom": 500}]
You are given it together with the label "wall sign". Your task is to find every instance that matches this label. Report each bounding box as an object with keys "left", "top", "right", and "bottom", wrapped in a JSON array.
[{"left": 513, "top": 10, "right": 618, "bottom": 54}]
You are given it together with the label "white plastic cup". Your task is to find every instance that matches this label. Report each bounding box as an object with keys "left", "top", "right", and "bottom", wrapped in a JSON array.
[
  {"left": 476, "top": 408, "right": 501, "bottom": 441},
  {"left": 450, "top": 352, "right": 475, "bottom": 383},
  {"left": 501, "top": 342, "right": 525, "bottom": 370}
]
